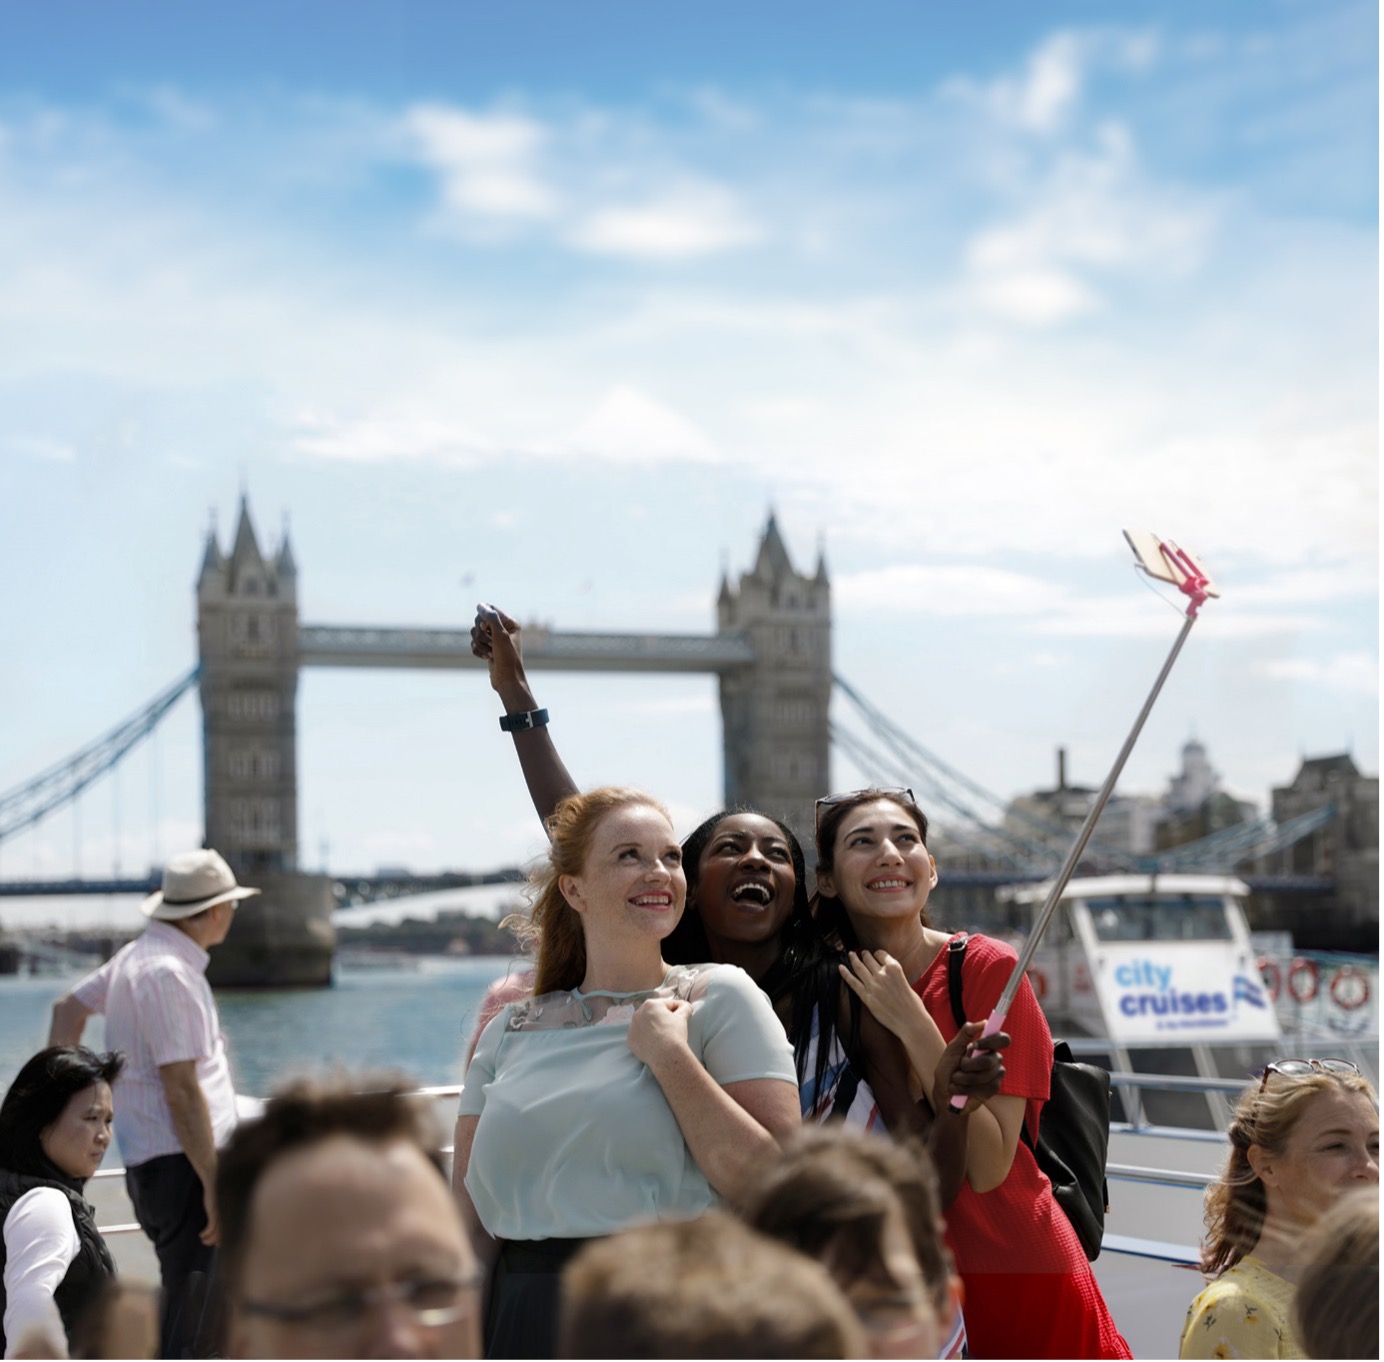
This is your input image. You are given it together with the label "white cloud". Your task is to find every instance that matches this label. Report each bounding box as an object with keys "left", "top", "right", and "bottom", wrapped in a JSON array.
[
  {"left": 569, "top": 183, "right": 762, "bottom": 260},
  {"left": 1256, "top": 652, "right": 1378, "bottom": 696},
  {"left": 951, "top": 27, "right": 1161, "bottom": 135},
  {"left": 834, "top": 564, "right": 1066, "bottom": 617},
  {"left": 7, "top": 435, "right": 76, "bottom": 462},
  {"left": 404, "top": 105, "right": 557, "bottom": 223},
  {"left": 292, "top": 408, "right": 492, "bottom": 467},
  {"left": 961, "top": 122, "right": 1216, "bottom": 326},
  {"left": 969, "top": 267, "right": 1100, "bottom": 325},
  {"left": 289, "top": 385, "right": 720, "bottom": 470},
  {"left": 1029, "top": 597, "right": 1322, "bottom": 639},
  {"left": 571, "top": 385, "right": 721, "bottom": 463}
]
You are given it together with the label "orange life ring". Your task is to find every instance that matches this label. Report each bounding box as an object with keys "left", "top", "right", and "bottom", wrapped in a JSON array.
[
  {"left": 1257, "top": 956, "right": 1281, "bottom": 1003},
  {"left": 1027, "top": 966, "right": 1048, "bottom": 1001},
  {"left": 1287, "top": 957, "right": 1320, "bottom": 1004},
  {"left": 1329, "top": 965, "right": 1370, "bottom": 1012}
]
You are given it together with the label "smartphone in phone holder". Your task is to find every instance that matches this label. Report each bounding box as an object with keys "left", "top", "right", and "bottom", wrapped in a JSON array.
[{"left": 1122, "top": 530, "right": 1219, "bottom": 617}]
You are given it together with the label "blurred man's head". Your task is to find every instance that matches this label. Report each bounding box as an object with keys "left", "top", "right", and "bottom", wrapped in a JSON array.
[
  {"left": 217, "top": 1077, "right": 480, "bottom": 1360},
  {"left": 560, "top": 1209, "right": 866, "bottom": 1358}
]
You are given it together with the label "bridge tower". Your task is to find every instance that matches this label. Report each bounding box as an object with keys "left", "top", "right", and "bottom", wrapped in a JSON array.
[
  {"left": 197, "top": 499, "right": 301, "bottom": 872},
  {"left": 717, "top": 515, "right": 832, "bottom": 847},
  {"left": 197, "top": 501, "right": 331, "bottom": 985}
]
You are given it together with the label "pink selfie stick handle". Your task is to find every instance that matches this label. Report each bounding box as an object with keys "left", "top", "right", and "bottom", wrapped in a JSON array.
[{"left": 948, "top": 1008, "right": 1009, "bottom": 1112}]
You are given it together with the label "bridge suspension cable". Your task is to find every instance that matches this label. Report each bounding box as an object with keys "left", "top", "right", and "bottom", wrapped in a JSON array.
[
  {"left": 0, "top": 668, "right": 200, "bottom": 845},
  {"left": 1145, "top": 803, "right": 1338, "bottom": 873},
  {"left": 829, "top": 676, "right": 1337, "bottom": 881},
  {"left": 831, "top": 673, "right": 1139, "bottom": 871}
]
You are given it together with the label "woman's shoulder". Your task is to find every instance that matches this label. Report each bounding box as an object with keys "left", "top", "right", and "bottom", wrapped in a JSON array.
[
  {"left": 3, "top": 1184, "right": 79, "bottom": 1243},
  {"left": 1185, "top": 1259, "right": 1294, "bottom": 1323},
  {"left": 956, "top": 932, "right": 1019, "bottom": 966},
  {"left": 677, "top": 961, "right": 756, "bottom": 1001},
  {"left": 1181, "top": 1260, "right": 1297, "bottom": 1358}
]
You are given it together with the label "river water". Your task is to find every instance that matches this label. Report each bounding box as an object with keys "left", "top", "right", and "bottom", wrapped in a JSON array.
[{"left": 0, "top": 956, "right": 523, "bottom": 1100}]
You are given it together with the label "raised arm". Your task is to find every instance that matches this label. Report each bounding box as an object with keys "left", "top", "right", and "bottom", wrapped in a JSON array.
[{"left": 471, "top": 605, "right": 579, "bottom": 826}]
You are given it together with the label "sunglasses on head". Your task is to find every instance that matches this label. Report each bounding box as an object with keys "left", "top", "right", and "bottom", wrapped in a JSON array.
[
  {"left": 813, "top": 787, "right": 915, "bottom": 835},
  {"left": 1258, "top": 1058, "right": 1360, "bottom": 1091}
]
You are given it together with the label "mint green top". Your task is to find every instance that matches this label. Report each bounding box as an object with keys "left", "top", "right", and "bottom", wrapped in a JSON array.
[{"left": 458, "top": 962, "right": 797, "bottom": 1241}]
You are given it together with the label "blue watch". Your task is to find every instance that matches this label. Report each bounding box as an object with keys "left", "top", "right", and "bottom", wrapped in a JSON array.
[{"left": 499, "top": 708, "right": 549, "bottom": 733}]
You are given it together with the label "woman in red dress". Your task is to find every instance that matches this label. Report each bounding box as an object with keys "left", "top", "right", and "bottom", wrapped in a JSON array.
[{"left": 814, "top": 787, "right": 1131, "bottom": 1361}]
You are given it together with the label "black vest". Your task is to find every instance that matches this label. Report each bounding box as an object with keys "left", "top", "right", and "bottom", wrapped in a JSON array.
[{"left": 0, "top": 1167, "right": 115, "bottom": 1353}]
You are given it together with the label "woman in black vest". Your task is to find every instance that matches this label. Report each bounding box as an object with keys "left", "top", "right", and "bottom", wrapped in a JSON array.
[{"left": 0, "top": 1047, "right": 123, "bottom": 1357}]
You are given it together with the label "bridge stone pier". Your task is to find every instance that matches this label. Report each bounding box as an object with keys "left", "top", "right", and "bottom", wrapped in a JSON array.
[{"left": 196, "top": 500, "right": 831, "bottom": 984}]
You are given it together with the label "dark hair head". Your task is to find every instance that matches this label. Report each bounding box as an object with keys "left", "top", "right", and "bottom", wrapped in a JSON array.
[
  {"left": 740, "top": 1126, "right": 952, "bottom": 1315},
  {"left": 664, "top": 808, "right": 811, "bottom": 965},
  {"left": 812, "top": 789, "right": 932, "bottom": 949},
  {"left": 216, "top": 1073, "right": 445, "bottom": 1293},
  {"left": 666, "top": 807, "right": 857, "bottom": 1099},
  {"left": 0, "top": 1047, "right": 124, "bottom": 1184}
]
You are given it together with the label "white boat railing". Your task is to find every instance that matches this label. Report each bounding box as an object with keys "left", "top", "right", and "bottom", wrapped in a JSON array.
[{"left": 89, "top": 1075, "right": 1237, "bottom": 1263}]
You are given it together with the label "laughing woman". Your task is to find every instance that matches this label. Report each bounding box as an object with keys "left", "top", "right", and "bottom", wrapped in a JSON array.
[
  {"left": 814, "top": 788, "right": 1131, "bottom": 1360},
  {"left": 453, "top": 787, "right": 800, "bottom": 1359}
]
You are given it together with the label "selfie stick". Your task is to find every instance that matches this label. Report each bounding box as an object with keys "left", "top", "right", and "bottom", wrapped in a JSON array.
[{"left": 950, "top": 534, "right": 1216, "bottom": 1110}]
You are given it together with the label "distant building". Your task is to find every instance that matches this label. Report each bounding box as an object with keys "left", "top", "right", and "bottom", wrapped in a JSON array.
[
  {"left": 1166, "top": 737, "right": 1217, "bottom": 814},
  {"left": 1252, "top": 753, "right": 1378, "bottom": 951},
  {"left": 998, "top": 737, "right": 1257, "bottom": 864},
  {"left": 1002, "top": 747, "right": 1097, "bottom": 854}
]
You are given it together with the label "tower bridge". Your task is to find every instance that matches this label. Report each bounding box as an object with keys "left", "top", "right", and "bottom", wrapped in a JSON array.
[
  {"left": 1, "top": 500, "right": 1368, "bottom": 981},
  {"left": 198, "top": 499, "right": 831, "bottom": 892}
]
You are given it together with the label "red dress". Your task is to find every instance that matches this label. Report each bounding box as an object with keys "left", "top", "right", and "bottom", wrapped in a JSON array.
[{"left": 914, "top": 933, "right": 1131, "bottom": 1360}]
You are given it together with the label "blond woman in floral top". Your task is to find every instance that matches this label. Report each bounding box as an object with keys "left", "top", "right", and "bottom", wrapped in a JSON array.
[{"left": 1180, "top": 1059, "right": 1378, "bottom": 1359}]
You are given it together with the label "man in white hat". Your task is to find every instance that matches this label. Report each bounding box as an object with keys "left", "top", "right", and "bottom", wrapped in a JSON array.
[{"left": 49, "top": 849, "right": 259, "bottom": 1358}]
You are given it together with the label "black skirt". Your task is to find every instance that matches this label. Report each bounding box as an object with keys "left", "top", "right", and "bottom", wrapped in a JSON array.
[{"left": 484, "top": 1236, "right": 593, "bottom": 1359}]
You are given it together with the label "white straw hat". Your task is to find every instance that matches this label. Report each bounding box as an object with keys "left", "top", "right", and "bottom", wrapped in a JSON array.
[{"left": 141, "top": 849, "right": 261, "bottom": 920}]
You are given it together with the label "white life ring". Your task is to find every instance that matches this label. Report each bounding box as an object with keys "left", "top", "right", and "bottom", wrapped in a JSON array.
[
  {"left": 1287, "top": 958, "right": 1320, "bottom": 1005},
  {"left": 1329, "top": 965, "right": 1370, "bottom": 1012}
]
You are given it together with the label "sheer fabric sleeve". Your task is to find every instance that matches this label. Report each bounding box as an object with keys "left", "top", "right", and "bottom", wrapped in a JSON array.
[{"left": 457, "top": 1007, "right": 506, "bottom": 1117}]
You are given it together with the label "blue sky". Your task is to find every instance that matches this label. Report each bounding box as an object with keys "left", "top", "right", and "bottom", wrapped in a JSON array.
[{"left": 0, "top": 0, "right": 1376, "bottom": 919}]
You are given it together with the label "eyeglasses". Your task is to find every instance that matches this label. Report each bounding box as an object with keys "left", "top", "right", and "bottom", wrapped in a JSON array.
[
  {"left": 240, "top": 1270, "right": 484, "bottom": 1332},
  {"left": 1258, "top": 1058, "right": 1360, "bottom": 1091},
  {"left": 814, "top": 787, "right": 915, "bottom": 834}
]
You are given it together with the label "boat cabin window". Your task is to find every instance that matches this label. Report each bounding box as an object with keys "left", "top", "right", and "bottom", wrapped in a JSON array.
[{"left": 1087, "top": 896, "right": 1234, "bottom": 943}]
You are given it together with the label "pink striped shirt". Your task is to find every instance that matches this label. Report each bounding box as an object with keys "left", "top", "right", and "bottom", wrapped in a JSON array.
[{"left": 71, "top": 921, "right": 237, "bottom": 1167}]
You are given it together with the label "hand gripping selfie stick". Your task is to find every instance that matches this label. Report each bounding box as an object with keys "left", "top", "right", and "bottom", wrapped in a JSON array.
[{"left": 949, "top": 531, "right": 1219, "bottom": 1111}]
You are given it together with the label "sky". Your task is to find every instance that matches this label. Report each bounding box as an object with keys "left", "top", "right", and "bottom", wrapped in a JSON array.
[{"left": 0, "top": 0, "right": 1376, "bottom": 929}]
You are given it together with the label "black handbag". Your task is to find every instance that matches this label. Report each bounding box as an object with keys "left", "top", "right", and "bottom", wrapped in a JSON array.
[{"left": 946, "top": 934, "right": 1110, "bottom": 1260}]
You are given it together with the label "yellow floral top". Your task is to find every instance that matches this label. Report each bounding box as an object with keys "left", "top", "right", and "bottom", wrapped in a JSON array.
[{"left": 1179, "top": 1256, "right": 1305, "bottom": 1359}]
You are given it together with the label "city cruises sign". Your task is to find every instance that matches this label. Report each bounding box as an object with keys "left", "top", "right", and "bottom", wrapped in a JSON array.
[{"left": 1091, "top": 942, "right": 1281, "bottom": 1044}]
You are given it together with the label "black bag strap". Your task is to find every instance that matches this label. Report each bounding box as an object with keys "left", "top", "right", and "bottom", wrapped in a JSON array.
[{"left": 945, "top": 933, "right": 969, "bottom": 1029}]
